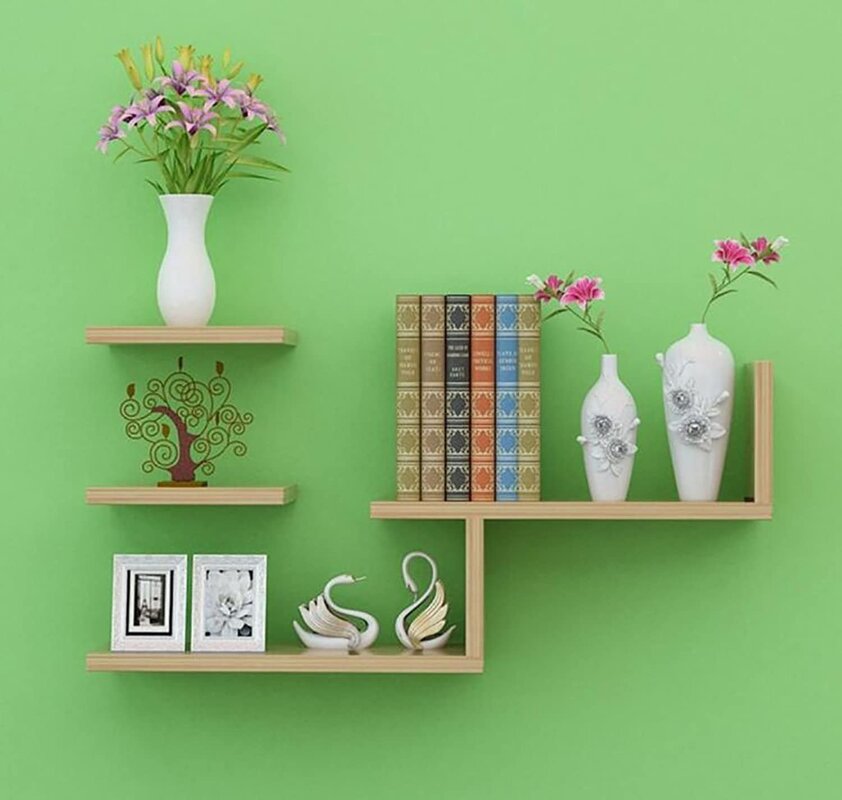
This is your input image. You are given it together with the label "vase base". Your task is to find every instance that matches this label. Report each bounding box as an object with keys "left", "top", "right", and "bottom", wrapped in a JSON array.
[{"left": 157, "top": 481, "right": 208, "bottom": 488}]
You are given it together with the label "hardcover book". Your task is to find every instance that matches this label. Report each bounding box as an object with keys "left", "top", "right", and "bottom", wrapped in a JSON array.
[
  {"left": 420, "top": 295, "right": 446, "bottom": 500},
  {"left": 517, "top": 296, "right": 541, "bottom": 501},
  {"left": 495, "top": 295, "right": 519, "bottom": 501},
  {"left": 395, "top": 295, "right": 421, "bottom": 501},
  {"left": 470, "top": 295, "right": 496, "bottom": 501},
  {"left": 445, "top": 295, "right": 471, "bottom": 501}
]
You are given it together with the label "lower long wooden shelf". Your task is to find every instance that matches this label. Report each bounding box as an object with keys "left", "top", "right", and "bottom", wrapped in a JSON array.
[{"left": 86, "top": 645, "right": 480, "bottom": 674}]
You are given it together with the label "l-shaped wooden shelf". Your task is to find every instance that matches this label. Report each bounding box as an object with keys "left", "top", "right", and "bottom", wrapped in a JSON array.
[
  {"left": 86, "top": 362, "right": 771, "bottom": 674},
  {"left": 86, "top": 645, "right": 479, "bottom": 674},
  {"left": 85, "top": 326, "right": 298, "bottom": 345},
  {"left": 86, "top": 485, "right": 297, "bottom": 506}
]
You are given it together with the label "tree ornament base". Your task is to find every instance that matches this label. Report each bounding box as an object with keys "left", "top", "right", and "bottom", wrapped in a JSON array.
[{"left": 157, "top": 480, "right": 208, "bottom": 488}]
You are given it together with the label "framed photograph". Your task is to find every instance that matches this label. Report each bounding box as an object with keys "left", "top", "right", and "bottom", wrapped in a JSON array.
[
  {"left": 191, "top": 555, "right": 267, "bottom": 652},
  {"left": 111, "top": 555, "right": 187, "bottom": 651}
]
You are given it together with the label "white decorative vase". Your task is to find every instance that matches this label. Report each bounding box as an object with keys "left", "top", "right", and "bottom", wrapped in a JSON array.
[
  {"left": 656, "top": 323, "right": 734, "bottom": 501},
  {"left": 156, "top": 194, "right": 216, "bottom": 326},
  {"left": 577, "top": 354, "right": 639, "bottom": 502}
]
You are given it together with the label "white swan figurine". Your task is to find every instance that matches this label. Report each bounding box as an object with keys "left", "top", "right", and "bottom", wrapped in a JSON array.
[
  {"left": 395, "top": 551, "right": 456, "bottom": 651},
  {"left": 293, "top": 574, "right": 380, "bottom": 652}
]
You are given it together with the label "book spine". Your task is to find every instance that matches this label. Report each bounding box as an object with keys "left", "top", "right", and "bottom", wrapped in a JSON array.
[
  {"left": 395, "top": 295, "right": 421, "bottom": 501},
  {"left": 470, "top": 295, "right": 496, "bottom": 501},
  {"left": 420, "top": 296, "right": 446, "bottom": 500},
  {"left": 517, "top": 295, "right": 541, "bottom": 501},
  {"left": 495, "top": 295, "right": 519, "bottom": 501},
  {"left": 445, "top": 295, "right": 471, "bottom": 501}
]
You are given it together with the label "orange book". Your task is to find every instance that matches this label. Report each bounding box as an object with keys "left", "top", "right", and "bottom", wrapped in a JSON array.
[{"left": 470, "top": 295, "right": 496, "bottom": 500}]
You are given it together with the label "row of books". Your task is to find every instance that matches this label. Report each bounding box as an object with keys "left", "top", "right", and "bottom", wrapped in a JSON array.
[{"left": 396, "top": 294, "right": 541, "bottom": 501}]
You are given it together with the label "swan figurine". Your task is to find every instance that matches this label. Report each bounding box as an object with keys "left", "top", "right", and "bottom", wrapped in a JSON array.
[
  {"left": 395, "top": 551, "right": 456, "bottom": 651},
  {"left": 293, "top": 574, "right": 380, "bottom": 652}
]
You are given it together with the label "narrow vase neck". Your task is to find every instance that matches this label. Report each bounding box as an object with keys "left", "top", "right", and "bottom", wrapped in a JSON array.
[
  {"left": 160, "top": 194, "right": 213, "bottom": 246},
  {"left": 600, "top": 354, "right": 618, "bottom": 379},
  {"left": 689, "top": 322, "right": 709, "bottom": 337}
]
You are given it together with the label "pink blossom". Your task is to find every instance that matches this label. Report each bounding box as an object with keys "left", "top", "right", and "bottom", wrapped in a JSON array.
[
  {"left": 712, "top": 239, "right": 754, "bottom": 270},
  {"left": 560, "top": 276, "right": 604, "bottom": 309},
  {"left": 546, "top": 274, "right": 562, "bottom": 293},
  {"left": 751, "top": 237, "right": 780, "bottom": 265}
]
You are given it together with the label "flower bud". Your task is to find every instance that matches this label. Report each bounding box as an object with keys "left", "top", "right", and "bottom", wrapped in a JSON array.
[
  {"left": 246, "top": 73, "right": 263, "bottom": 92},
  {"left": 140, "top": 43, "right": 155, "bottom": 81},
  {"left": 526, "top": 274, "right": 545, "bottom": 290},
  {"left": 771, "top": 236, "right": 789, "bottom": 252},
  {"left": 155, "top": 36, "right": 165, "bottom": 65},
  {"left": 116, "top": 48, "right": 143, "bottom": 91},
  {"left": 222, "top": 47, "right": 232, "bottom": 69},
  {"left": 176, "top": 44, "right": 195, "bottom": 70},
  {"left": 226, "top": 60, "right": 245, "bottom": 79}
]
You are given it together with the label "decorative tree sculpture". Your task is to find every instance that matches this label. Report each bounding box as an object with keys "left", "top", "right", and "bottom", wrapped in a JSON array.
[{"left": 120, "top": 357, "right": 253, "bottom": 486}]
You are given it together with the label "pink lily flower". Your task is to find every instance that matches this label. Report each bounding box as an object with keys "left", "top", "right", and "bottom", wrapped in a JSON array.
[
  {"left": 560, "top": 276, "right": 605, "bottom": 309},
  {"left": 123, "top": 94, "right": 171, "bottom": 127},
  {"left": 165, "top": 102, "right": 218, "bottom": 137},
  {"left": 197, "top": 79, "right": 244, "bottom": 109},
  {"left": 157, "top": 61, "right": 206, "bottom": 96},
  {"left": 712, "top": 239, "right": 754, "bottom": 270},
  {"left": 751, "top": 236, "right": 780, "bottom": 265}
]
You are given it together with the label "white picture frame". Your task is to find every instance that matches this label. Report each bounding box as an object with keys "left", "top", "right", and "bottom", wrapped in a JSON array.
[
  {"left": 111, "top": 555, "right": 187, "bottom": 651},
  {"left": 191, "top": 555, "right": 267, "bottom": 652}
]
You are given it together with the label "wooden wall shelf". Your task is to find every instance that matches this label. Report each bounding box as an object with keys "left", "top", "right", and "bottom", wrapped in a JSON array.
[
  {"left": 86, "top": 485, "right": 297, "bottom": 506},
  {"left": 87, "top": 645, "right": 479, "bottom": 674},
  {"left": 85, "top": 326, "right": 298, "bottom": 345}
]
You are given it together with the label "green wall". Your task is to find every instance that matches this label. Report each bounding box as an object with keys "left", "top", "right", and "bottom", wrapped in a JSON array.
[{"left": 2, "top": 1, "right": 840, "bottom": 797}]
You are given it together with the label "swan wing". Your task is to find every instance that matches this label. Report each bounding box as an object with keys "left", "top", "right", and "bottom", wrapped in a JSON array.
[
  {"left": 299, "top": 595, "right": 358, "bottom": 640},
  {"left": 408, "top": 581, "right": 449, "bottom": 648}
]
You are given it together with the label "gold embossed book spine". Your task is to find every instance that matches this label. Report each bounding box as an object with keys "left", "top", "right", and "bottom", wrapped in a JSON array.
[
  {"left": 396, "top": 295, "right": 421, "bottom": 501},
  {"left": 517, "top": 295, "right": 541, "bottom": 501},
  {"left": 420, "top": 295, "right": 446, "bottom": 500}
]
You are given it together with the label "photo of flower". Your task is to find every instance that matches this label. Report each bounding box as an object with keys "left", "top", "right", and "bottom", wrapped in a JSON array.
[
  {"left": 203, "top": 569, "right": 255, "bottom": 638},
  {"left": 191, "top": 555, "right": 267, "bottom": 652}
]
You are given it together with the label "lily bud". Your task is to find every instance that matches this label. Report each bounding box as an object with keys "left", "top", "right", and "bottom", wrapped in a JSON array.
[
  {"left": 155, "top": 36, "right": 165, "bottom": 66},
  {"left": 116, "top": 48, "right": 143, "bottom": 91},
  {"left": 140, "top": 43, "right": 155, "bottom": 81},
  {"left": 246, "top": 73, "right": 263, "bottom": 92},
  {"left": 199, "top": 54, "right": 214, "bottom": 79},
  {"left": 771, "top": 236, "right": 789, "bottom": 252},
  {"left": 222, "top": 47, "right": 232, "bottom": 69},
  {"left": 176, "top": 44, "right": 195, "bottom": 70},
  {"left": 226, "top": 60, "right": 245, "bottom": 79},
  {"left": 526, "top": 274, "right": 545, "bottom": 290}
]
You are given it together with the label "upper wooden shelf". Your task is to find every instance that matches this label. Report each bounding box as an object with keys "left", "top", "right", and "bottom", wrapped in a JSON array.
[
  {"left": 371, "top": 500, "right": 771, "bottom": 521},
  {"left": 86, "top": 485, "right": 297, "bottom": 506},
  {"left": 372, "top": 361, "right": 774, "bottom": 524},
  {"left": 85, "top": 326, "right": 298, "bottom": 345},
  {"left": 86, "top": 645, "right": 479, "bottom": 674}
]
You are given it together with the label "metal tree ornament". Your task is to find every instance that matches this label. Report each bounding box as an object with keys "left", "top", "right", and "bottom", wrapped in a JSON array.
[{"left": 119, "top": 357, "right": 253, "bottom": 486}]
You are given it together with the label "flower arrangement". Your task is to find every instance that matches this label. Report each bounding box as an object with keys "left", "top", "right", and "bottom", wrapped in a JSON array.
[
  {"left": 97, "top": 37, "right": 287, "bottom": 194},
  {"left": 702, "top": 235, "right": 788, "bottom": 321},
  {"left": 526, "top": 273, "right": 610, "bottom": 353}
]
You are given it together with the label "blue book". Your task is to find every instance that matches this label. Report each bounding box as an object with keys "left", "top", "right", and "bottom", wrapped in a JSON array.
[{"left": 495, "top": 295, "right": 519, "bottom": 501}]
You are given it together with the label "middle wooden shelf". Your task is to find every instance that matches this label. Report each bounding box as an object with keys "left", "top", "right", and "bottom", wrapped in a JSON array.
[{"left": 86, "top": 485, "right": 297, "bottom": 506}]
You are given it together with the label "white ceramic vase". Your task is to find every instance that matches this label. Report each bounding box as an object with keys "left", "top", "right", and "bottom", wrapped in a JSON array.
[
  {"left": 156, "top": 194, "right": 216, "bottom": 326},
  {"left": 656, "top": 323, "right": 734, "bottom": 501},
  {"left": 577, "top": 354, "right": 640, "bottom": 502}
]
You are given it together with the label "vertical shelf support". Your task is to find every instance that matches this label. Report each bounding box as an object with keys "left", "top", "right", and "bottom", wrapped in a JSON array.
[
  {"left": 752, "top": 361, "right": 774, "bottom": 507},
  {"left": 465, "top": 516, "right": 485, "bottom": 663}
]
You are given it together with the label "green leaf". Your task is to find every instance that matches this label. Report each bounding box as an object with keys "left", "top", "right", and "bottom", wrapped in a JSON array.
[
  {"left": 708, "top": 273, "right": 718, "bottom": 293},
  {"left": 112, "top": 145, "right": 131, "bottom": 164},
  {"left": 709, "top": 289, "right": 738, "bottom": 305},
  {"left": 226, "top": 171, "right": 280, "bottom": 182},
  {"left": 543, "top": 307, "right": 568, "bottom": 321},
  {"left": 227, "top": 123, "right": 269, "bottom": 155},
  {"left": 739, "top": 231, "right": 752, "bottom": 248},
  {"left": 594, "top": 310, "right": 605, "bottom": 331},
  {"left": 233, "top": 155, "right": 290, "bottom": 173},
  {"left": 746, "top": 270, "right": 777, "bottom": 288}
]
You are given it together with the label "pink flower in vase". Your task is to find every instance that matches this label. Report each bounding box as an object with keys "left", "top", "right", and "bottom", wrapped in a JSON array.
[
  {"left": 712, "top": 239, "right": 754, "bottom": 270},
  {"left": 560, "top": 276, "right": 604, "bottom": 309}
]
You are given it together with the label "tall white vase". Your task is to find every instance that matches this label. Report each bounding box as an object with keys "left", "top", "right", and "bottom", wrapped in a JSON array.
[
  {"left": 656, "top": 323, "right": 734, "bottom": 501},
  {"left": 577, "top": 354, "right": 640, "bottom": 502},
  {"left": 157, "top": 194, "right": 216, "bottom": 326}
]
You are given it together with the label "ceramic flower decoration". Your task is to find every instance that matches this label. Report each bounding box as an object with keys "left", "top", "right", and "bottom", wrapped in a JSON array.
[
  {"left": 702, "top": 234, "right": 788, "bottom": 321},
  {"left": 97, "top": 37, "right": 287, "bottom": 194}
]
